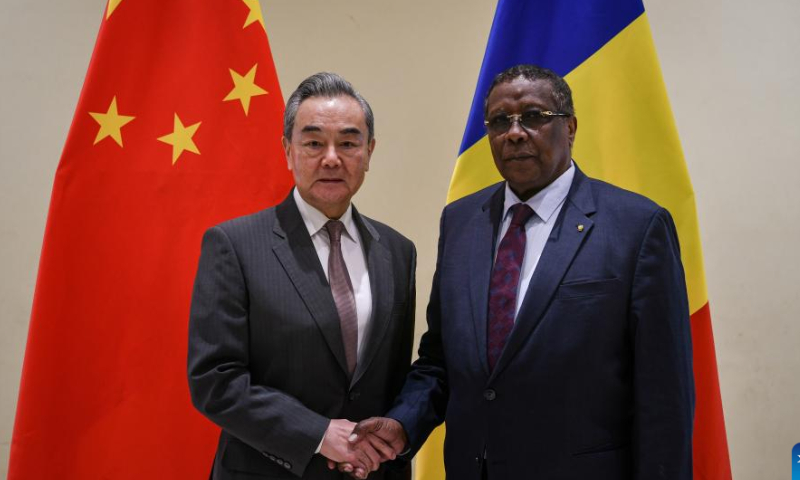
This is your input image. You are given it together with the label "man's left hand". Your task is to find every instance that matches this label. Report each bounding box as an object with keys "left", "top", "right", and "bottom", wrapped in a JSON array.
[{"left": 329, "top": 417, "right": 408, "bottom": 479}]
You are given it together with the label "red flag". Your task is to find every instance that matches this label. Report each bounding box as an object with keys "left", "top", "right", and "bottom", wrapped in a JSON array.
[{"left": 9, "top": 0, "right": 292, "bottom": 477}]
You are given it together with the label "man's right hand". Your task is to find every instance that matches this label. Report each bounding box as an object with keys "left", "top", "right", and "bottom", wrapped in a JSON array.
[
  {"left": 320, "top": 419, "right": 381, "bottom": 475},
  {"left": 335, "top": 417, "right": 408, "bottom": 479}
]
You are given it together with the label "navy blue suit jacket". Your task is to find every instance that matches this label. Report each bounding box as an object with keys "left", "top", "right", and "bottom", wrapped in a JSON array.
[{"left": 388, "top": 167, "right": 694, "bottom": 480}]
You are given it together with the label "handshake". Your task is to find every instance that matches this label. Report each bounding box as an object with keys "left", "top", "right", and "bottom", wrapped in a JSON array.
[{"left": 320, "top": 417, "right": 408, "bottom": 479}]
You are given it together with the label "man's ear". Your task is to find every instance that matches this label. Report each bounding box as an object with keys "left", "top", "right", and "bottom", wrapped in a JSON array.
[
  {"left": 281, "top": 136, "right": 293, "bottom": 170},
  {"left": 567, "top": 116, "right": 577, "bottom": 149},
  {"left": 365, "top": 137, "right": 376, "bottom": 172}
]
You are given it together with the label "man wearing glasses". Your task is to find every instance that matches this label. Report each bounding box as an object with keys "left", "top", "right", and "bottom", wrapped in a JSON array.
[{"left": 346, "top": 64, "right": 694, "bottom": 480}]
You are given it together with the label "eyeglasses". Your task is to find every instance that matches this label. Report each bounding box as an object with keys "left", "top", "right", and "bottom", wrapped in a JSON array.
[{"left": 484, "top": 110, "right": 571, "bottom": 134}]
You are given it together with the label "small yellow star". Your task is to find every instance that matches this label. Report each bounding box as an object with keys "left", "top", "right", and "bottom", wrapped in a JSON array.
[
  {"left": 224, "top": 64, "right": 268, "bottom": 115},
  {"left": 106, "top": 0, "right": 124, "bottom": 19},
  {"left": 157, "top": 113, "right": 201, "bottom": 165},
  {"left": 89, "top": 96, "right": 135, "bottom": 147},
  {"left": 241, "top": 0, "right": 265, "bottom": 30}
]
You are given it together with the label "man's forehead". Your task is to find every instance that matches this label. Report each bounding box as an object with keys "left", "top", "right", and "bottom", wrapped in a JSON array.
[
  {"left": 488, "top": 78, "right": 556, "bottom": 109},
  {"left": 296, "top": 95, "right": 363, "bottom": 117},
  {"left": 294, "top": 96, "right": 367, "bottom": 133}
]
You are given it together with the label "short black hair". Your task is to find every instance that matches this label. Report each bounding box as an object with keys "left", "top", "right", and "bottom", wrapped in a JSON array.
[
  {"left": 284, "top": 72, "right": 375, "bottom": 141},
  {"left": 484, "top": 64, "right": 575, "bottom": 118}
]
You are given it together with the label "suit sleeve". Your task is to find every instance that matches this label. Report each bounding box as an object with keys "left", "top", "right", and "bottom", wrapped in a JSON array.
[
  {"left": 387, "top": 209, "right": 449, "bottom": 456},
  {"left": 397, "top": 243, "right": 418, "bottom": 395},
  {"left": 630, "top": 208, "right": 695, "bottom": 480},
  {"left": 383, "top": 241, "right": 418, "bottom": 474},
  {"left": 187, "top": 226, "right": 329, "bottom": 477}
]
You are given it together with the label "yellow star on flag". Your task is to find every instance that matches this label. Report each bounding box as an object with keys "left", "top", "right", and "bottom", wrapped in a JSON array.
[
  {"left": 241, "top": 0, "right": 265, "bottom": 29},
  {"left": 157, "top": 113, "right": 201, "bottom": 165},
  {"left": 89, "top": 96, "right": 135, "bottom": 147},
  {"left": 224, "top": 64, "right": 268, "bottom": 115},
  {"left": 106, "top": 0, "right": 124, "bottom": 19}
]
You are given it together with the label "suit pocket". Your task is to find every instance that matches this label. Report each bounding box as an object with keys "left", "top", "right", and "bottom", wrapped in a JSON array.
[
  {"left": 571, "top": 441, "right": 632, "bottom": 478},
  {"left": 572, "top": 439, "right": 630, "bottom": 457},
  {"left": 556, "top": 278, "right": 620, "bottom": 299}
]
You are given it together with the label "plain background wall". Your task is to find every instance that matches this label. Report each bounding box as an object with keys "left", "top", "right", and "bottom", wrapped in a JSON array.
[{"left": 1, "top": 0, "right": 798, "bottom": 478}]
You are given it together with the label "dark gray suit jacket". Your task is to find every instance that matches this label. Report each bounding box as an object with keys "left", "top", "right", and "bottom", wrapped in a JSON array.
[{"left": 188, "top": 192, "right": 415, "bottom": 479}]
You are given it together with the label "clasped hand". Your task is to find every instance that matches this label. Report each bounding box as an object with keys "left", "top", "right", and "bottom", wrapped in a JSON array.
[{"left": 321, "top": 417, "right": 408, "bottom": 479}]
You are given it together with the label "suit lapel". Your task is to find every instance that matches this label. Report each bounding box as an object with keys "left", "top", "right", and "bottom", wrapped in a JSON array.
[
  {"left": 490, "top": 169, "right": 596, "bottom": 380},
  {"left": 469, "top": 185, "right": 505, "bottom": 377},
  {"left": 351, "top": 210, "right": 394, "bottom": 387},
  {"left": 271, "top": 195, "right": 349, "bottom": 376}
]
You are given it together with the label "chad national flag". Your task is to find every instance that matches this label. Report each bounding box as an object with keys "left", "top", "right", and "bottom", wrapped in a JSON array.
[
  {"left": 415, "top": 1, "right": 731, "bottom": 479},
  {"left": 9, "top": 0, "right": 293, "bottom": 478}
]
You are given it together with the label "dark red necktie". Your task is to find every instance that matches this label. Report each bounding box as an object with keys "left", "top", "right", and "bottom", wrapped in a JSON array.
[{"left": 488, "top": 203, "right": 534, "bottom": 371}]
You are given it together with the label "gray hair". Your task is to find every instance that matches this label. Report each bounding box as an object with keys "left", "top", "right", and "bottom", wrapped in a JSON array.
[
  {"left": 484, "top": 64, "right": 575, "bottom": 118},
  {"left": 283, "top": 72, "right": 375, "bottom": 141}
]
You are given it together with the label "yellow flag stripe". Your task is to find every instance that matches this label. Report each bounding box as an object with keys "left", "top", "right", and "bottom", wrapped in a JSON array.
[
  {"left": 414, "top": 424, "right": 446, "bottom": 479},
  {"left": 446, "top": 136, "right": 499, "bottom": 204},
  {"left": 567, "top": 12, "right": 707, "bottom": 312}
]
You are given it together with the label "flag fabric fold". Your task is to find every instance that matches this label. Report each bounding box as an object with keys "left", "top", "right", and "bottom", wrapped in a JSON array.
[
  {"left": 417, "top": 1, "right": 731, "bottom": 479},
  {"left": 9, "top": 0, "right": 293, "bottom": 478}
]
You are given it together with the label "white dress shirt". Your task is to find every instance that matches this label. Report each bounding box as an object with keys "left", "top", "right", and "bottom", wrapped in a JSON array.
[
  {"left": 293, "top": 188, "right": 373, "bottom": 357},
  {"left": 495, "top": 162, "right": 575, "bottom": 319}
]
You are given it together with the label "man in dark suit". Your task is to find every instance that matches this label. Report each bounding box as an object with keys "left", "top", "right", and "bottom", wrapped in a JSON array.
[
  {"left": 347, "top": 65, "right": 695, "bottom": 479},
  {"left": 188, "top": 72, "right": 415, "bottom": 479}
]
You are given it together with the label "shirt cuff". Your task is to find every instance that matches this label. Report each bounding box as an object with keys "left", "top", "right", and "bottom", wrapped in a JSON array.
[{"left": 314, "top": 424, "right": 328, "bottom": 454}]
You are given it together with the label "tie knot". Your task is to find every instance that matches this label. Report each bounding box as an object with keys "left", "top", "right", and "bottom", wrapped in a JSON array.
[
  {"left": 325, "top": 220, "right": 345, "bottom": 244},
  {"left": 509, "top": 203, "right": 534, "bottom": 227}
]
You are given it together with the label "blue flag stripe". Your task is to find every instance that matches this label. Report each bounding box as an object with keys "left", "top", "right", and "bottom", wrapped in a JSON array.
[{"left": 459, "top": 0, "right": 645, "bottom": 155}]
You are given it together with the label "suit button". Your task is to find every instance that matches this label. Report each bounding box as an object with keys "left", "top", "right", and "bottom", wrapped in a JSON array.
[
  {"left": 349, "top": 391, "right": 361, "bottom": 401},
  {"left": 483, "top": 389, "right": 496, "bottom": 401},
  {"left": 276, "top": 459, "right": 284, "bottom": 466},
  {"left": 285, "top": 462, "right": 292, "bottom": 469},
  {"left": 475, "top": 456, "right": 481, "bottom": 464}
]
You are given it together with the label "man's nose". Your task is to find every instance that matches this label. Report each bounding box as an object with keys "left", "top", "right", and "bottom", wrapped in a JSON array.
[
  {"left": 321, "top": 145, "right": 341, "bottom": 167},
  {"left": 505, "top": 120, "right": 529, "bottom": 143}
]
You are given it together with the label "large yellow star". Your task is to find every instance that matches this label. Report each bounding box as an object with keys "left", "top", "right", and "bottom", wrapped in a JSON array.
[
  {"left": 106, "top": 0, "right": 124, "bottom": 19},
  {"left": 224, "top": 64, "right": 268, "bottom": 115},
  {"left": 241, "top": 0, "right": 265, "bottom": 29},
  {"left": 88, "top": 96, "right": 135, "bottom": 147},
  {"left": 157, "top": 114, "right": 201, "bottom": 165}
]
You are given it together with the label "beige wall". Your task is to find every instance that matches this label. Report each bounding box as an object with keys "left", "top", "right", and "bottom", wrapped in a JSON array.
[{"left": 1, "top": 0, "right": 798, "bottom": 478}]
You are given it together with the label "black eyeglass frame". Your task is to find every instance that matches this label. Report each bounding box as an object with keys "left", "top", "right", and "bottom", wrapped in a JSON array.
[{"left": 483, "top": 110, "right": 571, "bottom": 134}]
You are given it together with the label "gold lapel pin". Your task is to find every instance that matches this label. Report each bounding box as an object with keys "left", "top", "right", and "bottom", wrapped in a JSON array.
[{"left": 577, "top": 224, "right": 584, "bottom": 232}]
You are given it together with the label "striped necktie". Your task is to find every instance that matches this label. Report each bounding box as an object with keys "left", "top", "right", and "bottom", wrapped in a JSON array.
[{"left": 325, "top": 220, "right": 358, "bottom": 375}]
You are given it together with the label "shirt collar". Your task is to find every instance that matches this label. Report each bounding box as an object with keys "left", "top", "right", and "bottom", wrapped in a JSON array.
[
  {"left": 502, "top": 161, "right": 575, "bottom": 223},
  {"left": 293, "top": 188, "right": 359, "bottom": 243}
]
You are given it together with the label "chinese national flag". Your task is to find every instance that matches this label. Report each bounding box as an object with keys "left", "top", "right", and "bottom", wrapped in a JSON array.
[{"left": 9, "top": 0, "right": 293, "bottom": 478}]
